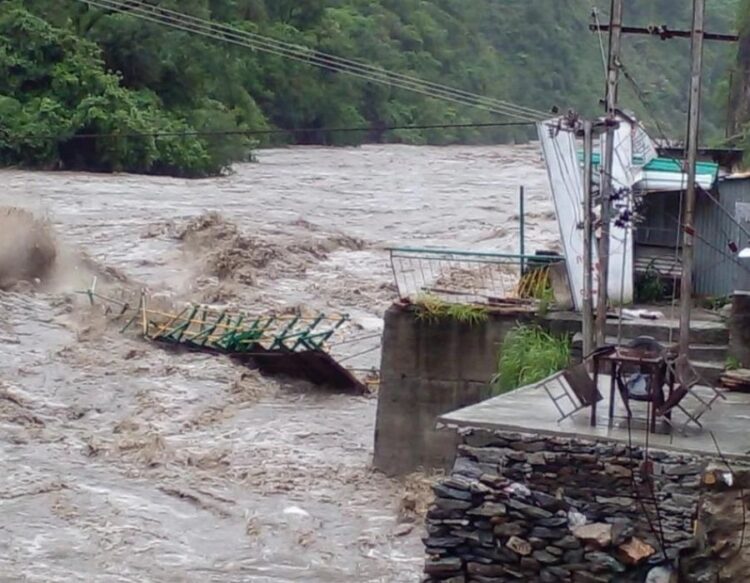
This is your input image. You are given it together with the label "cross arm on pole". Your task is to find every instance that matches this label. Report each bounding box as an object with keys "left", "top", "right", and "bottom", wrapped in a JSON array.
[{"left": 590, "top": 23, "right": 736, "bottom": 43}]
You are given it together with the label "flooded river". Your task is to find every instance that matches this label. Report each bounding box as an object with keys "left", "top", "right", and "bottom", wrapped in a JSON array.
[{"left": 0, "top": 145, "right": 556, "bottom": 582}]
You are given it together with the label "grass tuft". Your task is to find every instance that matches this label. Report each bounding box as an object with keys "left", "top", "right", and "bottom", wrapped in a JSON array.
[
  {"left": 414, "top": 294, "right": 488, "bottom": 326},
  {"left": 726, "top": 355, "right": 741, "bottom": 371},
  {"left": 491, "top": 324, "right": 571, "bottom": 395}
]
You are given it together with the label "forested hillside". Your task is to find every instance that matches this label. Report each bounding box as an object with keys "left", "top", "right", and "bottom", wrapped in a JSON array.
[
  {"left": 730, "top": 0, "right": 750, "bottom": 153},
  {"left": 0, "top": 0, "right": 740, "bottom": 176}
]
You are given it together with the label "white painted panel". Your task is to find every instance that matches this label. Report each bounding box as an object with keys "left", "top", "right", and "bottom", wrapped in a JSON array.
[
  {"left": 609, "top": 119, "right": 634, "bottom": 190},
  {"left": 602, "top": 123, "right": 634, "bottom": 305},
  {"left": 538, "top": 121, "right": 587, "bottom": 310},
  {"left": 538, "top": 118, "right": 634, "bottom": 310}
]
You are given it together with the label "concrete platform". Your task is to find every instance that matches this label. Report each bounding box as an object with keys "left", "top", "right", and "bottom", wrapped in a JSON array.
[
  {"left": 439, "top": 377, "right": 750, "bottom": 460},
  {"left": 545, "top": 309, "right": 729, "bottom": 344}
]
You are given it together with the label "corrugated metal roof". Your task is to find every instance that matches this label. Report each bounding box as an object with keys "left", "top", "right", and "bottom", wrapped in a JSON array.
[
  {"left": 577, "top": 152, "right": 719, "bottom": 191},
  {"left": 644, "top": 158, "right": 719, "bottom": 175},
  {"left": 579, "top": 151, "right": 719, "bottom": 176}
]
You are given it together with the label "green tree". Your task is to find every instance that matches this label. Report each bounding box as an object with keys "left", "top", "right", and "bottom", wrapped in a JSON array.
[{"left": 0, "top": 0, "right": 742, "bottom": 175}]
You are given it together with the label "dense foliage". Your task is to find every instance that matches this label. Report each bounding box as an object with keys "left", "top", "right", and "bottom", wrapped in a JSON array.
[
  {"left": 0, "top": 0, "right": 741, "bottom": 176},
  {"left": 731, "top": 0, "right": 750, "bottom": 156}
]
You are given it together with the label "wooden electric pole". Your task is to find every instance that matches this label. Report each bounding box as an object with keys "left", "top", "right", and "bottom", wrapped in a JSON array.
[
  {"left": 596, "top": 0, "right": 623, "bottom": 346},
  {"left": 582, "top": 120, "right": 595, "bottom": 358},
  {"left": 589, "top": 0, "right": 733, "bottom": 358},
  {"left": 679, "top": 0, "right": 706, "bottom": 363}
]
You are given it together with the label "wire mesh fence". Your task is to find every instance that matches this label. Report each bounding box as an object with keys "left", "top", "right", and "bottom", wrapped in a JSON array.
[{"left": 388, "top": 247, "right": 562, "bottom": 305}]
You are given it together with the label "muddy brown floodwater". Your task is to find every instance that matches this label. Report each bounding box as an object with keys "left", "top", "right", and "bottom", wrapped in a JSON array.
[{"left": 0, "top": 145, "right": 557, "bottom": 582}]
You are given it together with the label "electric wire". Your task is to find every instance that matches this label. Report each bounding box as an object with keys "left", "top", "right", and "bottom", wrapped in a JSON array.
[
  {"left": 698, "top": 184, "right": 750, "bottom": 241},
  {"left": 73, "top": 0, "right": 548, "bottom": 122},
  {"left": 337, "top": 345, "right": 381, "bottom": 364},
  {"left": 662, "top": 213, "right": 750, "bottom": 276},
  {"left": 618, "top": 60, "right": 750, "bottom": 342},
  {"left": 709, "top": 430, "right": 747, "bottom": 557},
  {"left": 78, "top": 0, "right": 518, "bottom": 118},
  {"left": 3, "top": 121, "right": 535, "bottom": 143},
  {"left": 625, "top": 413, "right": 669, "bottom": 560},
  {"left": 592, "top": 6, "right": 610, "bottom": 84},
  {"left": 573, "top": 23, "right": 745, "bottom": 565},
  {"left": 110, "top": 0, "right": 547, "bottom": 118},
  {"left": 327, "top": 333, "right": 382, "bottom": 348},
  {"left": 640, "top": 406, "right": 668, "bottom": 561}
]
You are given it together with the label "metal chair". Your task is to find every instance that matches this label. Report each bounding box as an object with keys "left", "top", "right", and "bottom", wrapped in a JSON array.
[
  {"left": 540, "top": 346, "right": 613, "bottom": 422},
  {"left": 658, "top": 355, "right": 727, "bottom": 433}
]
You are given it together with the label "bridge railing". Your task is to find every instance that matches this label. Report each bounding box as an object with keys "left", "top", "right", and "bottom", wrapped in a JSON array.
[{"left": 388, "top": 246, "right": 562, "bottom": 306}]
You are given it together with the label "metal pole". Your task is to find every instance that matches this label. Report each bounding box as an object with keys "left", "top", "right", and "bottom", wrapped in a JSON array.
[
  {"left": 519, "top": 186, "right": 526, "bottom": 274},
  {"left": 596, "top": 0, "right": 624, "bottom": 346},
  {"left": 679, "top": 0, "right": 706, "bottom": 363},
  {"left": 582, "top": 121, "right": 595, "bottom": 358}
]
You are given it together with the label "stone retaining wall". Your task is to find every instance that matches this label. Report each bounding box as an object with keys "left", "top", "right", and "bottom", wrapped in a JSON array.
[
  {"left": 374, "top": 305, "right": 528, "bottom": 476},
  {"left": 423, "top": 428, "right": 748, "bottom": 582}
]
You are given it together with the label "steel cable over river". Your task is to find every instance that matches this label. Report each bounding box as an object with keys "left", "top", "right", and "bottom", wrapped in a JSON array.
[{"left": 0, "top": 144, "right": 557, "bottom": 582}]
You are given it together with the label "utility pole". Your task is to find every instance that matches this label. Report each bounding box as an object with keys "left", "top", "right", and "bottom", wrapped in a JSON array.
[
  {"left": 596, "top": 0, "right": 623, "bottom": 346},
  {"left": 582, "top": 120, "right": 595, "bottom": 358},
  {"left": 679, "top": 0, "right": 706, "bottom": 364},
  {"left": 589, "top": 0, "right": 733, "bottom": 358}
]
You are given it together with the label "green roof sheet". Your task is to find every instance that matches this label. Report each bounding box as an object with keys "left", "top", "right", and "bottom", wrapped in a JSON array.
[
  {"left": 577, "top": 151, "right": 719, "bottom": 176},
  {"left": 643, "top": 157, "right": 718, "bottom": 175}
]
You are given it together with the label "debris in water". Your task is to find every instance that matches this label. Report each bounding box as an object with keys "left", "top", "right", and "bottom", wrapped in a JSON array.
[
  {"left": 283, "top": 506, "right": 311, "bottom": 518},
  {"left": 85, "top": 286, "right": 367, "bottom": 393},
  {"left": 399, "top": 472, "right": 442, "bottom": 523},
  {"left": 158, "top": 485, "right": 232, "bottom": 518},
  {"left": 394, "top": 523, "right": 415, "bottom": 537}
]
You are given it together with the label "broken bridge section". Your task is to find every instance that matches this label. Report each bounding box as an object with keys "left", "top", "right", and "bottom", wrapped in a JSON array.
[{"left": 88, "top": 288, "right": 367, "bottom": 394}]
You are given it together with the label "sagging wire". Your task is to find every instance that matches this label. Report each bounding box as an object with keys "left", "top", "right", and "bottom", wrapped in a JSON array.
[
  {"left": 660, "top": 212, "right": 750, "bottom": 277},
  {"left": 337, "top": 345, "right": 381, "bottom": 364},
  {"left": 698, "top": 184, "right": 750, "bottom": 242},
  {"left": 74, "top": 0, "right": 548, "bottom": 122},
  {"left": 641, "top": 407, "right": 668, "bottom": 561},
  {"left": 625, "top": 413, "right": 669, "bottom": 562},
  {"left": 592, "top": 7, "right": 610, "bottom": 85},
  {"left": 617, "top": 60, "right": 750, "bottom": 341},
  {"left": 327, "top": 333, "right": 382, "bottom": 348},
  {"left": 3, "top": 121, "right": 536, "bottom": 144},
  {"left": 709, "top": 430, "right": 748, "bottom": 559}
]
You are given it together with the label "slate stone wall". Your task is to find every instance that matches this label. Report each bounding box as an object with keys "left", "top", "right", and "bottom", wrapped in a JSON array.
[{"left": 422, "top": 427, "right": 743, "bottom": 583}]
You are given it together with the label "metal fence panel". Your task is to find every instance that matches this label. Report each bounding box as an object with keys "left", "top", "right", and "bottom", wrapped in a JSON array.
[
  {"left": 694, "top": 179, "right": 750, "bottom": 297},
  {"left": 388, "top": 247, "right": 563, "bottom": 305}
]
